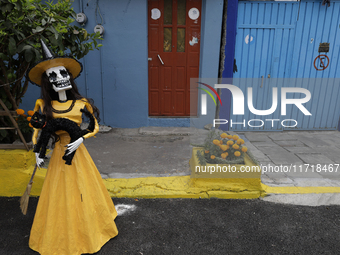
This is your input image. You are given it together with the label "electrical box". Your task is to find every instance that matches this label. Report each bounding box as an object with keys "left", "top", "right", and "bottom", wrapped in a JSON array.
[
  {"left": 94, "top": 25, "right": 105, "bottom": 36},
  {"left": 76, "top": 13, "right": 87, "bottom": 25}
]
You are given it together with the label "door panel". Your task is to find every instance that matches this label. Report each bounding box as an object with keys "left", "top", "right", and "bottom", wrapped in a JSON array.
[
  {"left": 232, "top": 1, "right": 299, "bottom": 131},
  {"left": 148, "top": 0, "right": 201, "bottom": 116},
  {"left": 233, "top": 1, "right": 340, "bottom": 131}
]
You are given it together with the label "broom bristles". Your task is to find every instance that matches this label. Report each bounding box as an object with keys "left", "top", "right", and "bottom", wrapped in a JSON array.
[
  {"left": 20, "top": 164, "right": 38, "bottom": 215},
  {"left": 20, "top": 182, "right": 33, "bottom": 215}
]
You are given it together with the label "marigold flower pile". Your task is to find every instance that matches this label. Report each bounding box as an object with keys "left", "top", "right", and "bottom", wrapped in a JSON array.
[
  {"left": 202, "top": 132, "right": 248, "bottom": 164},
  {"left": 16, "top": 109, "right": 34, "bottom": 128}
]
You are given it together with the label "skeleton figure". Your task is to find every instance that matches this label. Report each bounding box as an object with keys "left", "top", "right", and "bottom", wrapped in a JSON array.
[
  {"left": 27, "top": 41, "right": 118, "bottom": 255},
  {"left": 45, "top": 66, "right": 72, "bottom": 101},
  {"left": 34, "top": 66, "right": 85, "bottom": 168}
]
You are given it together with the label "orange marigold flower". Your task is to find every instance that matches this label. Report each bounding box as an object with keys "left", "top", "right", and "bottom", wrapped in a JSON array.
[
  {"left": 232, "top": 144, "right": 239, "bottom": 150},
  {"left": 234, "top": 151, "right": 241, "bottom": 157},
  {"left": 227, "top": 135, "right": 233, "bottom": 139},
  {"left": 220, "top": 140, "right": 223, "bottom": 144},
  {"left": 29, "top": 123, "right": 33, "bottom": 128},
  {"left": 220, "top": 145, "right": 228, "bottom": 151},
  {"left": 236, "top": 139, "right": 244, "bottom": 145},
  {"left": 210, "top": 155, "right": 216, "bottom": 159},
  {"left": 242, "top": 147, "right": 248, "bottom": 152},
  {"left": 232, "top": 135, "right": 239, "bottom": 140},
  {"left": 227, "top": 140, "right": 234, "bottom": 145},
  {"left": 27, "top": 117, "right": 31, "bottom": 122},
  {"left": 221, "top": 153, "right": 227, "bottom": 159},
  {"left": 27, "top": 110, "right": 34, "bottom": 116},
  {"left": 16, "top": 109, "right": 25, "bottom": 115},
  {"left": 205, "top": 150, "right": 209, "bottom": 153},
  {"left": 220, "top": 133, "right": 228, "bottom": 138},
  {"left": 213, "top": 139, "right": 220, "bottom": 145}
]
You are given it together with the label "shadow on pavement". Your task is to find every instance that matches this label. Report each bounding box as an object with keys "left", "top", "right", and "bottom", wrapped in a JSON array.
[{"left": 1, "top": 197, "right": 340, "bottom": 254}]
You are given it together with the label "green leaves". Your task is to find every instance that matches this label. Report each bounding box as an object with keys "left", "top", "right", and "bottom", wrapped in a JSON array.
[
  {"left": 1, "top": 2, "right": 14, "bottom": 13},
  {"left": 32, "top": 26, "right": 44, "bottom": 33},
  {"left": 47, "top": 26, "right": 58, "bottom": 39},
  {"left": 0, "top": 129, "right": 8, "bottom": 140},
  {"left": 0, "top": 0, "right": 103, "bottom": 120},
  {"left": 0, "top": 53, "right": 8, "bottom": 61},
  {"left": 8, "top": 37, "right": 17, "bottom": 55},
  {"left": 1, "top": 0, "right": 101, "bottom": 60},
  {"left": 53, "top": 15, "right": 67, "bottom": 21},
  {"left": 24, "top": 47, "right": 34, "bottom": 62}
]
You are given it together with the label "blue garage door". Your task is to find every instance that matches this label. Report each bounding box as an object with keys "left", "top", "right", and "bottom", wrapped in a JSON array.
[{"left": 231, "top": 0, "right": 340, "bottom": 131}]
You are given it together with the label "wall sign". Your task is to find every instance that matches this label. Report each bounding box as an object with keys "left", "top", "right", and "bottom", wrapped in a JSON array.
[
  {"left": 314, "top": 55, "right": 329, "bottom": 71},
  {"left": 318, "top": 43, "right": 330, "bottom": 53},
  {"left": 151, "top": 8, "right": 161, "bottom": 20},
  {"left": 188, "top": 8, "right": 199, "bottom": 20},
  {"left": 245, "top": 34, "right": 254, "bottom": 45}
]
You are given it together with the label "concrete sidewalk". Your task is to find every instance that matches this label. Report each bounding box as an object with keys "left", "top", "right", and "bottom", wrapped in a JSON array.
[
  {"left": 3, "top": 126, "right": 340, "bottom": 205},
  {"left": 83, "top": 127, "right": 340, "bottom": 205},
  {"left": 85, "top": 126, "right": 340, "bottom": 184},
  {"left": 239, "top": 130, "right": 340, "bottom": 206},
  {"left": 239, "top": 132, "right": 340, "bottom": 183},
  {"left": 84, "top": 126, "right": 209, "bottom": 179}
]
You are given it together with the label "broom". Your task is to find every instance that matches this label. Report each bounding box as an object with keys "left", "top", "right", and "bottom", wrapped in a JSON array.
[{"left": 20, "top": 164, "right": 38, "bottom": 215}]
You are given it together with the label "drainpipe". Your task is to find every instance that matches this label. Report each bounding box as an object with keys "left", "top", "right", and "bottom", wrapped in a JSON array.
[
  {"left": 99, "top": 46, "right": 105, "bottom": 125},
  {"left": 217, "top": 0, "right": 228, "bottom": 126},
  {"left": 219, "top": 0, "right": 238, "bottom": 131}
]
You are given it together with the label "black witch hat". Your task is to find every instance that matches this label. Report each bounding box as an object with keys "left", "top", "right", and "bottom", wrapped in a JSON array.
[{"left": 27, "top": 40, "right": 83, "bottom": 86}]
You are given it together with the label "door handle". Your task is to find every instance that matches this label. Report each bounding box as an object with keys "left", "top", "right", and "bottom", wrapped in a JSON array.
[
  {"left": 157, "top": 54, "right": 164, "bottom": 65},
  {"left": 260, "top": 74, "right": 270, "bottom": 88}
]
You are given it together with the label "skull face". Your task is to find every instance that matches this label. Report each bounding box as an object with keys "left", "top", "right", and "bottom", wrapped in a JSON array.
[{"left": 45, "top": 66, "right": 72, "bottom": 92}]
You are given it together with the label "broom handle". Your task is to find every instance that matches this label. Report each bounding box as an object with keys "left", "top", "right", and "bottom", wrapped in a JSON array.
[{"left": 29, "top": 164, "right": 38, "bottom": 184}]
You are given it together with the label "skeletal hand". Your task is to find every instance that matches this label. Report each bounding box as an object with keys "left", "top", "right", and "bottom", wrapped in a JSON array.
[
  {"left": 65, "top": 137, "right": 84, "bottom": 156},
  {"left": 35, "top": 152, "right": 44, "bottom": 168}
]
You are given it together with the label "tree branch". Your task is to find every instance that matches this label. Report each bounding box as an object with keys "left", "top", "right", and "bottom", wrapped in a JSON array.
[
  {"left": 2, "top": 85, "right": 17, "bottom": 110},
  {"left": 0, "top": 59, "right": 9, "bottom": 85},
  {"left": 0, "top": 60, "right": 17, "bottom": 109},
  {"left": 16, "top": 19, "right": 52, "bottom": 47},
  {"left": 0, "top": 116, "right": 9, "bottom": 127},
  {"left": 17, "top": 78, "right": 29, "bottom": 107},
  {"left": 13, "top": 61, "right": 29, "bottom": 95}
]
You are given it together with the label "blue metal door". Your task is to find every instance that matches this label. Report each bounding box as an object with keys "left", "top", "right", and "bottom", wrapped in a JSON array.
[{"left": 231, "top": 0, "right": 340, "bottom": 131}]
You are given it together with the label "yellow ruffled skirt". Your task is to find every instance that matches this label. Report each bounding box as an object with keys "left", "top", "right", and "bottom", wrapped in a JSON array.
[{"left": 29, "top": 134, "right": 118, "bottom": 255}]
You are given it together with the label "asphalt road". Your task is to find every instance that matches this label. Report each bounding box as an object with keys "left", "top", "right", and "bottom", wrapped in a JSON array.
[{"left": 1, "top": 197, "right": 340, "bottom": 255}]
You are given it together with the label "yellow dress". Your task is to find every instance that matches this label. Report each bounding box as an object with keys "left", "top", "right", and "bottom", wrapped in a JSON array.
[{"left": 29, "top": 99, "right": 118, "bottom": 255}]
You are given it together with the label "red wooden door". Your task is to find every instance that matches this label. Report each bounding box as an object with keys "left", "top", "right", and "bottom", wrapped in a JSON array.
[{"left": 148, "top": 0, "right": 201, "bottom": 116}]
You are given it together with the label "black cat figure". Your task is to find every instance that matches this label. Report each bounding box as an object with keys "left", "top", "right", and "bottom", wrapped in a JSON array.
[{"left": 31, "top": 108, "right": 95, "bottom": 165}]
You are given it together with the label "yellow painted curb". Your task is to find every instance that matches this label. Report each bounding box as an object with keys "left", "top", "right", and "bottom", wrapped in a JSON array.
[
  {"left": 262, "top": 183, "right": 340, "bottom": 194},
  {"left": 103, "top": 176, "right": 264, "bottom": 199},
  {"left": 0, "top": 148, "right": 265, "bottom": 199},
  {"left": 0, "top": 171, "right": 264, "bottom": 198},
  {"left": 2, "top": 149, "right": 340, "bottom": 199},
  {"left": 187, "top": 147, "right": 264, "bottom": 198},
  {"left": 0, "top": 149, "right": 35, "bottom": 169},
  {"left": 190, "top": 147, "right": 261, "bottom": 179},
  {"left": 0, "top": 150, "right": 46, "bottom": 197}
]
